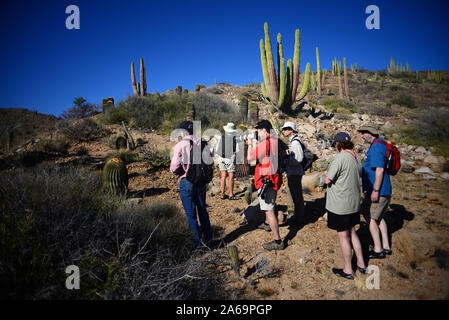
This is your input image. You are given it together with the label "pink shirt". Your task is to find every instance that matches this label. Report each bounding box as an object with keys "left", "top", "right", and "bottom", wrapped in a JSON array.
[{"left": 170, "top": 135, "right": 212, "bottom": 180}]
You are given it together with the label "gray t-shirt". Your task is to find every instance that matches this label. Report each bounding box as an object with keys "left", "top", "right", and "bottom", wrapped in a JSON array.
[{"left": 325, "top": 151, "right": 362, "bottom": 215}]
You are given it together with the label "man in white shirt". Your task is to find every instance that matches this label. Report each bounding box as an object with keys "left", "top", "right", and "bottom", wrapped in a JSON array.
[{"left": 281, "top": 122, "right": 305, "bottom": 225}]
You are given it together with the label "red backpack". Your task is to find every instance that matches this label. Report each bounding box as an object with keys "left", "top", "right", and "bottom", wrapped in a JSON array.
[{"left": 371, "top": 139, "right": 401, "bottom": 176}]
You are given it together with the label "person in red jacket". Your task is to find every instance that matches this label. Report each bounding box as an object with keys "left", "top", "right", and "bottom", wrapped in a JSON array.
[{"left": 247, "top": 120, "right": 284, "bottom": 251}]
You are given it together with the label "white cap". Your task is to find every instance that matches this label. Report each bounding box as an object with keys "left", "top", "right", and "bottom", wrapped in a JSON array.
[{"left": 281, "top": 121, "right": 297, "bottom": 133}]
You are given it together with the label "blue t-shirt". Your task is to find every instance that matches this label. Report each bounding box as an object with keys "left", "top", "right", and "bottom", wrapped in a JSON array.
[{"left": 362, "top": 139, "right": 392, "bottom": 196}]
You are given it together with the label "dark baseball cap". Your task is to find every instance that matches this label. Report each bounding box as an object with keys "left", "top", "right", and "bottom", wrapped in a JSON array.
[
  {"left": 255, "top": 119, "right": 272, "bottom": 131},
  {"left": 179, "top": 121, "right": 193, "bottom": 134},
  {"left": 332, "top": 132, "right": 351, "bottom": 146}
]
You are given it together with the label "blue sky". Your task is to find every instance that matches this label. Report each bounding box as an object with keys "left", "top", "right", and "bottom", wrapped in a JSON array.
[{"left": 0, "top": 0, "right": 448, "bottom": 117}]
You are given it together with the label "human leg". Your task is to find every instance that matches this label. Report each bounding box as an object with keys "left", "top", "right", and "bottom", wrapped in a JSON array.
[
  {"left": 193, "top": 184, "right": 213, "bottom": 244},
  {"left": 337, "top": 230, "right": 353, "bottom": 275},
  {"left": 179, "top": 179, "right": 201, "bottom": 246},
  {"left": 351, "top": 227, "right": 366, "bottom": 269}
]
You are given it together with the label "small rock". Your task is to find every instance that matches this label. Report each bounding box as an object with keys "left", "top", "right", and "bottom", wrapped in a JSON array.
[
  {"left": 424, "top": 155, "right": 439, "bottom": 164},
  {"left": 415, "top": 146, "right": 427, "bottom": 153},
  {"left": 441, "top": 173, "right": 449, "bottom": 180},
  {"left": 361, "top": 114, "right": 370, "bottom": 122},
  {"left": 423, "top": 175, "right": 436, "bottom": 181},
  {"left": 401, "top": 165, "right": 415, "bottom": 174},
  {"left": 383, "top": 121, "right": 393, "bottom": 129},
  {"left": 299, "top": 258, "right": 305, "bottom": 264},
  {"left": 415, "top": 167, "right": 435, "bottom": 175}
]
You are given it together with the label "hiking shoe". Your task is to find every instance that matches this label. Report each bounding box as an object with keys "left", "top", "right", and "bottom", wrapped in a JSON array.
[
  {"left": 332, "top": 268, "right": 354, "bottom": 280},
  {"left": 368, "top": 250, "right": 385, "bottom": 259},
  {"left": 357, "top": 266, "right": 368, "bottom": 274},
  {"left": 257, "top": 222, "right": 271, "bottom": 232},
  {"left": 383, "top": 248, "right": 392, "bottom": 255},
  {"left": 262, "top": 240, "right": 285, "bottom": 251}
]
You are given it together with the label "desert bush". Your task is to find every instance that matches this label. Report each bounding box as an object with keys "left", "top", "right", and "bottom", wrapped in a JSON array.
[
  {"left": 62, "top": 97, "right": 99, "bottom": 119},
  {"left": 36, "top": 139, "right": 69, "bottom": 154},
  {"left": 57, "top": 118, "right": 110, "bottom": 142},
  {"left": 320, "top": 98, "right": 358, "bottom": 113},
  {"left": 388, "top": 108, "right": 449, "bottom": 156},
  {"left": 0, "top": 165, "right": 221, "bottom": 299},
  {"left": 76, "top": 146, "right": 89, "bottom": 156},
  {"left": 390, "top": 94, "right": 415, "bottom": 108},
  {"left": 360, "top": 104, "right": 394, "bottom": 116},
  {"left": 102, "top": 93, "right": 240, "bottom": 134},
  {"left": 141, "top": 145, "right": 171, "bottom": 170},
  {"left": 390, "top": 84, "right": 402, "bottom": 91}
]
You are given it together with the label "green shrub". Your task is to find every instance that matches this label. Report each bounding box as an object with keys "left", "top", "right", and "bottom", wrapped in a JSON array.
[
  {"left": 141, "top": 146, "right": 171, "bottom": 170},
  {"left": 390, "top": 94, "right": 415, "bottom": 108},
  {"left": 36, "top": 139, "right": 69, "bottom": 154},
  {"left": 388, "top": 108, "right": 449, "bottom": 156},
  {"left": 390, "top": 85, "right": 402, "bottom": 91},
  {"left": 102, "top": 93, "right": 241, "bottom": 134},
  {"left": 320, "top": 98, "right": 358, "bottom": 113},
  {"left": 57, "top": 118, "right": 110, "bottom": 142}
]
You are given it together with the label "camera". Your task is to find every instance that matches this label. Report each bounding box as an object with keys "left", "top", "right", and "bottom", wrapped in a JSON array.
[{"left": 258, "top": 177, "right": 272, "bottom": 200}]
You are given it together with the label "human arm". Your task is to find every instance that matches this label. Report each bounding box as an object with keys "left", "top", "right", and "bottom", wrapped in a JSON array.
[
  {"left": 288, "top": 138, "right": 304, "bottom": 166},
  {"left": 371, "top": 167, "right": 384, "bottom": 202}
]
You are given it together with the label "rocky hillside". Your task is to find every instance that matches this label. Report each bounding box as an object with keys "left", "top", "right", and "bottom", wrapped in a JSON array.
[{"left": 1, "top": 69, "right": 448, "bottom": 300}]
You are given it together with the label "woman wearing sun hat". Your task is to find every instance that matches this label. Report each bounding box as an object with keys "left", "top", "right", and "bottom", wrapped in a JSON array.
[
  {"left": 216, "top": 122, "right": 240, "bottom": 200},
  {"left": 324, "top": 132, "right": 367, "bottom": 280}
]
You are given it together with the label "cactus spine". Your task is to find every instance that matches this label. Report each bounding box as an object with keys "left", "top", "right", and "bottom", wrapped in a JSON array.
[
  {"left": 343, "top": 58, "right": 349, "bottom": 100},
  {"left": 316, "top": 47, "right": 321, "bottom": 96},
  {"left": 103, "top": 157, "right": 128, "bottom": 194},
  {"left": 131, "top": 59, "right": 147, "bottom": 96},
  {"left": 227, "top": 245, "right": 241, "bottom": 278}
]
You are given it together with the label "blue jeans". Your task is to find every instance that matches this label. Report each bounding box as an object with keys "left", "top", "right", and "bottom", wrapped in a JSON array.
[{"left": 179, "top": 178, "right": 212, "bottom": 247}]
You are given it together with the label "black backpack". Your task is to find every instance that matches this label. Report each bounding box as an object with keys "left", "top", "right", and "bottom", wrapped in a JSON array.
[
  {"left": 264, "top": 137, "right": 289, "bottom": 174},
  {"left": 185, "top": 139, "right": 214, "bottom": 185},
  {"left": 291, "top": 136, "right": 318, "bottom": 172}
]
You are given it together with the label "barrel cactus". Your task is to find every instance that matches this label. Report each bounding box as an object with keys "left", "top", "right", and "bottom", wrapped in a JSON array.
[
  {"left": 103, "top": 157, "right": 128, "bottom": 194},
  {"left": 227, "top": 245, "right": 241, "bottom": 277}
]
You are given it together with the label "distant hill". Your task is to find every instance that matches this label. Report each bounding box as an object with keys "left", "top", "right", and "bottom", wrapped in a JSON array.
[{"left": 0, "top": 108, "right": 62, "bottom": 153}]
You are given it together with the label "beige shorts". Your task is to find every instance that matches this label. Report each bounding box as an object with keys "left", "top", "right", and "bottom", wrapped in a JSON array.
[
  {"left": 361, "top": 193, "right": 391, "bottom": 222},
  {"left": 218, "top": 157, "right": 236, "bottom": 172},
  {"left": 258, "top": 187, "right": 277, "bottom": 211}
]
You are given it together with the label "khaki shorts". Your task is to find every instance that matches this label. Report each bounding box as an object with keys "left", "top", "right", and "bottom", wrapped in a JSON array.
[
  {"left": 361, "top": 193, "right": 391, "bottom": 222},
  {"left": 218, "top": 157, "right": 236, "bottom": 172},
  {"left": 258, "top": 187, "right": 277, "bottom": 211}
]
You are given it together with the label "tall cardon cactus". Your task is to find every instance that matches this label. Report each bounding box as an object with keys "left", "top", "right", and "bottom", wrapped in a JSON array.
[
  {"left": 131, "top": 58, "right": 147, "bottom": 96},
  {"left": 260, "top": 23, "right": 310, "bottom": 111}
]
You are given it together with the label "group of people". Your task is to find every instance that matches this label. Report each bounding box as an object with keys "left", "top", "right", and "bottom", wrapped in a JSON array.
[{"left": 170, "top": 119, "right": 393, "bottom": 280}]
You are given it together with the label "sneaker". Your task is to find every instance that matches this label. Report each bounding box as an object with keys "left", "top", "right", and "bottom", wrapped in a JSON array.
[
  {"left": 368, "top": 250, "right": 385, "bottom": 259},
  {"left": 357, "top": 266, "right": 368, "bottom": 274},
  {"left": 257, "top": 222, "right": 271, "bottom": 232},
  {"left": 262, "top": 240, "right": 285, "bottom": 251}
]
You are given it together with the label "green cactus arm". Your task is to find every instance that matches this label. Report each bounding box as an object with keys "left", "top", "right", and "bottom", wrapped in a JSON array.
[
  {"left": 277, "top": 33, "right": 283, "bottom": 88},
  {"left": 278, "top": 58, "right": 287, "bottom": 107},
  {"left": 131, "top": 62, "right": 139, "bottom": 96},
  {"left": 343, "top": 57, "right": 349, "bottom": 100},
  {"left": 337, "top": 62, "right": 343, "bottom": 99},
  {"left": 260, "top": 39, "right": 272, "bottom": 99},
  {"left": 297, "top": 62, "right": 311, "bottom": 102},
  {"left": 286, "top": 59, "right": 293, "bottom": 107},
  {"left": 291, "top": 29, "right": 300, "bottom": 103},
  {"left": 264, "top": 22, "right": 279, "bottom": 104},
  {"left": 261, "top": 83, "right": 268, "bottom": 99},
  {"left": 122, "top": 121, "right": 136, "bottom": 150},
  {"left": 140, "top": 58, "right": 146, "bottom": 96}
]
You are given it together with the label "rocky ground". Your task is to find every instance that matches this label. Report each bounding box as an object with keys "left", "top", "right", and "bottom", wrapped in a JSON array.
[{"left": 54, "top": 115, "right": 449, "bottom": 300}]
